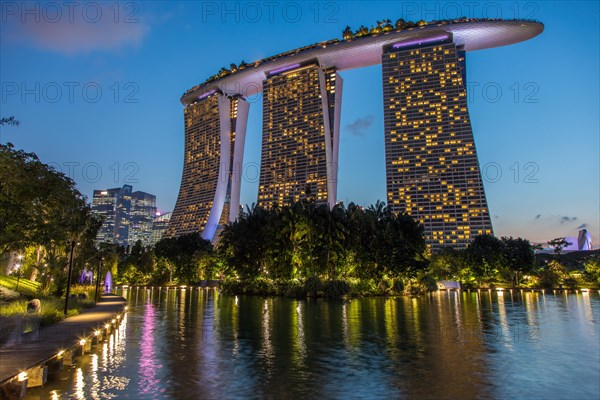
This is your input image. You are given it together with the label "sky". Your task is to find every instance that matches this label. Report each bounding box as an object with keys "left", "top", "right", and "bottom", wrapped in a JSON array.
[{"left": 1, "top": 1, "right": 598, "bottom": 246}]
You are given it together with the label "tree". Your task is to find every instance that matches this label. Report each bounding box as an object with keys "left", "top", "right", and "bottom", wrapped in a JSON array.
[
  {"left": 1, "top": 142, "right": 100, "bottom": 292},
  {"left": 547, "top": 237, "right": 572, "bottom": 257},
  {"left": 155, "top": 233, "right": 213, "bottom": 283},
  {"left": 465, "top": 235, "right": 505, "bottom": 285},
  {"left": 342, "top": 26, "right": 354, "bottom": 40},
  {"left": 583, "top": 255, "right": 600, "bottom": 284},
  {"left": 355, "top": 25, "right": 369, "bottom": 37},
  {"left": 501, "top": 236, "right": 536, "bottom": 285},
  {"left": 429, "top": 247, "right": 463, "bottom": 281},
  {"left": 0, "top": 116, "right": 20, "bottom": 127}
]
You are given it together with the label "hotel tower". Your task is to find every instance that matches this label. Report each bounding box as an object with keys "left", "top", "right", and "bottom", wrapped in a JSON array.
[
  {"left": 167, "top": 91, "right": 249, "bottom": 242},
  {"left": 171, "top": 19, "right": 542, "bottom": 246},
  {"left": 382, "top": 36, "right": 492, "bottom": 249},
  {"left": 258, "top": 63, "right": 341, "bottom": 209}
]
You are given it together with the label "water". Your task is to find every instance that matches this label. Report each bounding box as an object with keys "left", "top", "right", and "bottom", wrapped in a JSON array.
[{"left": 26, "top": 288, "right": 600, "bottom": 399}]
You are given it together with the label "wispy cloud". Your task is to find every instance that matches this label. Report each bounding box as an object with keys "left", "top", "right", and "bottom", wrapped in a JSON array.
[
  {"left": 347, "top": 115, "right": 375, "bottom": 136},
  {"left": 1, "top": 3, "right": 150, "bottom": 54},
  {"left": 560, "top": 216, "right": 577, "bottom": 224}
]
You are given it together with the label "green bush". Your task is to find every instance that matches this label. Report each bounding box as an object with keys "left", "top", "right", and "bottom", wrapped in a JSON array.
[
  {"left": 348, "top": 278, "right": 374, "bottom": 296},
  {"left": 285, "top": 283, "right": 307, "bottom": 298},
  {"left": 419, "top": 274, "right": 438, "bottom": 292},
  {"left": 323, "top": 279, "right": 351, "bottom": 299},
  {"left": 304, "top": 276, "right": 323, "bottom": 297},
  {"left": 392, "top": 278, "right": 404, "bottom": 294}
]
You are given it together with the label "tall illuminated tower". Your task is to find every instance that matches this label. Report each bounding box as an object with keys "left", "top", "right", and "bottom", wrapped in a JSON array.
[
  {"left": 258, "top": 63, "right": 341, "bottom": 208},
  {"left": 167, "top": 91, "right": 249, "bottom": 241},
  {"left": 382, "top": 35, "right": 492, "bottom": 249}
]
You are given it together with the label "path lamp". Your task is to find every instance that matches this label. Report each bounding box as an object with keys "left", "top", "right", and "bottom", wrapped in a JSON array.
[
  {"left": 63, "top": 241, "right": 77, "bottom": 316},
  {"left": 14, "top": 254, "right": 23, "bottom": 290},
  {"left": 95, "top": 257, "right": 103, "bottom": 303},
  {"left": 14, "top": 265, "right": 21, "bottom": 291}
]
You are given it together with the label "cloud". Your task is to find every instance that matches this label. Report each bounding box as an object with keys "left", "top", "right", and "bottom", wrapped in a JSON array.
[
  {"left": 347, "top": 115, "right": 375, "bottom": 136},
  {"left": 1, "top": 3, "right": 150, "bottom": 54},
  {"left": 560, "top": 216, "right": 577, "bottom": 224},
  {"left": 534, "top": 214, "right": 541, "bottom": 220},
  {"left": 577, "top": 223, "right": 588, "bottom": 229}
]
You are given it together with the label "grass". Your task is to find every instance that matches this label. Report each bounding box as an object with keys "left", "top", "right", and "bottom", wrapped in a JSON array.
[
  {"left": 0, "top": 296, "right": 96, "bottom": 344},
  {"left": 0, "top": 275, "right": 99, "bottom": 343},
  {"left": 0, "top": 274, "right": 41, "bottom": 297}
]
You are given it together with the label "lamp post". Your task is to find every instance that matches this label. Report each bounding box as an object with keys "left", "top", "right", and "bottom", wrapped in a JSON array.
[
  {"left": 14, "top": 254, "right": 23, "bottom": 291},
  {"left": 95, "top": 257, "right": 103, "bottom": 303},
  {"left": 63, "top": 241, "right": 77, "bottom": 316}
]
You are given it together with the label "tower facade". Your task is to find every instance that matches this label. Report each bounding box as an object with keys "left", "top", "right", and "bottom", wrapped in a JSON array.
[
  {"left": 92, "top": 185, "right": 156, "bottom": 247},
  {"left": 258, "top": 63, "right": 341, "bottom": 208},
  {"left": 167, "top": 91, "right": 249, "bottom": 241},
  {"left": 382, "top": 37, "right": 492, "bottom": 249},
  {"left": 129, "top": 191, "right": 157, "bottom": 246}
]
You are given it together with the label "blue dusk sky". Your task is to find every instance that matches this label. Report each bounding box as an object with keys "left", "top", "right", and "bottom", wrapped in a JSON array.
[{"left": 1, "top": 1, "right": 598, "bottom": 245}]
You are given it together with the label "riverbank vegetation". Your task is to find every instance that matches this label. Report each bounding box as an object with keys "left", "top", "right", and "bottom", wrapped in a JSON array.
[{"left": 2, "top": 139, "right": 599, "bottom": 302}]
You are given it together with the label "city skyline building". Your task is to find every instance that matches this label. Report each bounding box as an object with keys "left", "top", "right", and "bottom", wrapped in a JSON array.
[
  {"left": 171, "top": 19, "right": 543, "bottom": 245},
  {"left": 91, "top": 185, "right": 157, "bottom": 247},
  {"left": 258, "top": 62, "right": 341, "bottom": 208},
  {"left": 382, "top": 37, "right": 492, "bottom": 249},
  {"left": 151, "top": 211, "right": 172, "bottom": 245}
]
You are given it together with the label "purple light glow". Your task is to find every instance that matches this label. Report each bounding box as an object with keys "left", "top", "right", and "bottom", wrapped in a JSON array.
[
  {"left": 392, "top": 34, "right": 450, "bottom": 49},
  {"left": 139, "top": 304, "right": 159, "bottom": 395},
  {"left": 198, "top": 89, "right": 216, "bottom": 100},
  {"left": 269, "top": 63, "right": 301, "bottom": 75}
]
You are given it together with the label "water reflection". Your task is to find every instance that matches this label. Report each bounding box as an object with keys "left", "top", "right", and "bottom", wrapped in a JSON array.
[{"left": 25, "top": 289, "right": 600, "bottom": 399}]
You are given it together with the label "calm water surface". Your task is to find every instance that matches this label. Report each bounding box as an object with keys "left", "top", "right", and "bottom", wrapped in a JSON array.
[{"left": 26, "top": 288, "right": 600, "bottom": 399}]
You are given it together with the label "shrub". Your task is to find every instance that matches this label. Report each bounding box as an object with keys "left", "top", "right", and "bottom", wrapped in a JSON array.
[
  {"left": 392, "top": 279, "right": 404, "bottom": 294},
  {"left": 285, "top": 283, "right": 307, "bottom": 298},
  {"left": 323, "top": 280, "right": 351, "bottom": 299},
  {"left": 304, "top": 276, "right": 323, "bottom": 297},
  {"left": 349, "top": 279, "right": 377, "bottom": 296}
]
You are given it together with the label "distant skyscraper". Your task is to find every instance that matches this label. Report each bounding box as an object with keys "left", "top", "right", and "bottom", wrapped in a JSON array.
[
  {"left": 382, "top": 37, "right": 492, "bottom": 249},
  {"left": 92, "top": 187, "right": 120, "bottom": 244},
  {"left": 151, "top": 211, "right": 172, "bottom": 245},
  {"left": 167, "top": 91, "right": 249, "bottom": 240},
  {"left": 258, "top": 63, "right": 341, "bottom": 208},
  {"left": 92, "top": 185, "right": 156, "bottom": 247},
  {"left": 129, "top": 191, "right": 157, "bottom": 246}
]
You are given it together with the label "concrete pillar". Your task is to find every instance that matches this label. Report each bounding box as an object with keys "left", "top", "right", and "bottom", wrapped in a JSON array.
[
  {"left": 62, "top": 349, "right": 74, "bottom": 366},
  {"left": 26, "top": 365, "right": 47, "bottom": 388},
  {"left": 1, "top": 376, "right": 28, "bottom": 399},
  {"left": 46, "top": 358, "right": 64, "bottom": 381}
]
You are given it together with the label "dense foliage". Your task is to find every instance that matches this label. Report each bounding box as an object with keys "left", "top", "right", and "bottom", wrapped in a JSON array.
[
  {"left": 0, "top": 142, "right": 101, "bottom": 295},
  {"left": 218, "top": 201, "right": 427, "bottom": 286},
  {"left": 1, "top": 140, "right": 597, "bottom": 300}
]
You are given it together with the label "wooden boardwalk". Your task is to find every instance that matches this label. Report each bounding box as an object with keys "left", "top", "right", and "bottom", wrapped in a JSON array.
[{"left": 0, "top": 294, "right": 126, "bottom": 384}]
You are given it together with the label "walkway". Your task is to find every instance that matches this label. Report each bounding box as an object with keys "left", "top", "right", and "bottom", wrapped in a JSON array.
[{"left": 0, "top": 294, "right": 126, "bottom": 383}]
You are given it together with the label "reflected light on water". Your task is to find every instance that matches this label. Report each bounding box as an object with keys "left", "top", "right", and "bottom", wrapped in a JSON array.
[
  {"left": 75, "top": 368, "right": 84, "bottom": 400},
  {"left": 139, "top": 304, "right": 159, "bottom": 395},
  {"left": 24, "top": 288, "right": 600, "bottom": 400}
]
